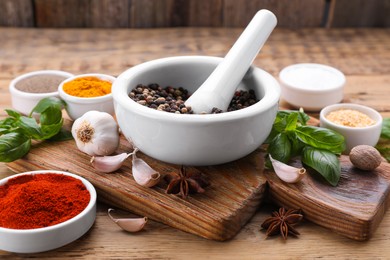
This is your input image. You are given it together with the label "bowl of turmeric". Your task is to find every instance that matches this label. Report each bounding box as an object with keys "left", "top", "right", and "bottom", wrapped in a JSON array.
[
  {"left": 58, "top": 73, "right": 116, "bottom": 120},
  {"left": 0, "top": 170, "right": 97, "bottom": 253}
]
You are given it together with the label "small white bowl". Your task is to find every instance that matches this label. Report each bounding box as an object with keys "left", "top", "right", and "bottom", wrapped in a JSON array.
[
  {"left": 0, "top": 170, "right": 97, "bottom": 253},
  {"left": 9, "top": 70, "right": 73, "bottom": 115},
  {"left": 320, "top": 103, "right": 383, "bottom": 153},
  {"left": 58, "top": 73, "right": 116, "bottom": 120},
  {"left": 279, "top": 63, "right": 346, "bottom": 111}
]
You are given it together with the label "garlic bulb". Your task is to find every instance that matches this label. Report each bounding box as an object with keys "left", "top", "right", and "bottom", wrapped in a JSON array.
[
  {"left": 269, "top": 154, "right": 306, "bottom": 183},
  {"left": 71, "top": 111, "right": 119, "bottom": 156}
]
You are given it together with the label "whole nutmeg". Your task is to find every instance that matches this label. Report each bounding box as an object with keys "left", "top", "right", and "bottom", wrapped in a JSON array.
[{"left": 349, "top": 145, "right": 382, "bottom": 171}]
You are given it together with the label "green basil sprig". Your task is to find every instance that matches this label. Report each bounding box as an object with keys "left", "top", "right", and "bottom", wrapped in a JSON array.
[
  {"left": 0, "top": 97, "right": 71, "bottom": 162},
  {"left": 376, "top": 118, "right": 390, "bottom": 162},
  {"left": 265, "top": 110, "right": 346, "bottom": 186}
]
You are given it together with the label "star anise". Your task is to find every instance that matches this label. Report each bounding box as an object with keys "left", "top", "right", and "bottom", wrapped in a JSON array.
[
  {"left": 164, "top": 165, "right": 209, "bottom": 199},
  {"left": 261, "top": 207, "right": 303, "bottom": 240}
]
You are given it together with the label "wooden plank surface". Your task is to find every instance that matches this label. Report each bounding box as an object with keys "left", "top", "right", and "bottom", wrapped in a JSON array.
[
  {"left": 2, "top": 0, "right": 390, "bottom": 28},
  {"left": 1, "top": 28, "right": 390, "bottom": 258},
  {"left": 327, "top": 0, "right": 390, "bottom": 28},
  {"left": 223, "top": 0, "right": 325, "bottom": 28},
  {"left": 0, "top": 0, "right": 34, "bottom": 27},
  {"left": 7, "top": 133, "right": 267, "bottom": 241}
]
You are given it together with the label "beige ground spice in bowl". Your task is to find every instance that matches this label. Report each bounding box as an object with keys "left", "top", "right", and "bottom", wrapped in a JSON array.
[
  {"left": 325, "top": 109, "right": 376, "bottom": 127},
  {"left": 320, "top": 103, "right": 383, "bottom": 153}
]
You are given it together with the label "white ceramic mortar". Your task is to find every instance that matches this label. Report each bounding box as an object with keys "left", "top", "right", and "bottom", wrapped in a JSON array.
[{"left": 112, "top": 56, "right": 280, "bottom": 166}]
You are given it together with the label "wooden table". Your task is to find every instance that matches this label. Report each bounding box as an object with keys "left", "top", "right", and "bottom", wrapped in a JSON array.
[{"left": 1, "top": 27, "right": 390, "bottom": 259}]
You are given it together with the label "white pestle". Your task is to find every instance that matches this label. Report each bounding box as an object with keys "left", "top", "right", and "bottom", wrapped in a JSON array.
[{"left": 184, "top": 9, "right": 277, "bottom": 114}]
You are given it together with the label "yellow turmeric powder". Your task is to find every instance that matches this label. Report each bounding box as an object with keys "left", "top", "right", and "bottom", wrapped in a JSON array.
[{"left": 63, "top": 77, "right": 112, "bottom": 97}]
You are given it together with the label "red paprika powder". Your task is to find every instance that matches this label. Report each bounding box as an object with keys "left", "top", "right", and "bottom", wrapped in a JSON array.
[{"left": 0, "top": 173, "right": 90, "bottom": 229}]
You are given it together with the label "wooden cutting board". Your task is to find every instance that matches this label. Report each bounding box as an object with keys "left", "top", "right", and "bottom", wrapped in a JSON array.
[
  {"left": 6, "top": 126, "right": 390, "bottom": 241},
  {"left": 7, "top": 135, "right": 267, "bottom": 241},
  {"left": 264, "top": 156, "right": 390, "bottom": 241}
]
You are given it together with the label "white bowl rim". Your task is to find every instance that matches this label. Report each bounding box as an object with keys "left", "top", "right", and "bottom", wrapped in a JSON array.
[
  {"left": 0, "top": 170, "right": 97, "bottom": 234},
  {"left": 279, "top": 63, "right": 346, "bottom": 93},
  {"left": 58, "top": 73, "right": 116, "bottom": 104},
  {"left": 9, "top": 70, "right": 74, "bottom": 97},
  {"left": 320, "top": 103, "right": 383, "bottom": 130},
  {"left": 112, "top": 55, "right": 281, "bottom": 123}
]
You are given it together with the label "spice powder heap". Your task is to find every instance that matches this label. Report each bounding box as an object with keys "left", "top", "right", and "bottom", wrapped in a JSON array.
[
  {"left": 15, "top": 74, "right": 68, "bottom": 93},
  {"left": 0, "top": 173, "right": 90, "bottom": 229},
  {"left": 63, "top": 76, "right": 112, "bottom": 98},
  {"left": 326, "top": 109, "right": 375, "bottom": 127}
]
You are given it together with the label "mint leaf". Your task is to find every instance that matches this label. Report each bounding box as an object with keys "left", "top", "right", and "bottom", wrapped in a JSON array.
[{"left": 302, "top": 146, "right": 340, "bottom": 186}]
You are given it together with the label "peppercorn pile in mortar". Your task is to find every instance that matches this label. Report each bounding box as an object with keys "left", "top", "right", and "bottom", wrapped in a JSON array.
[{"left": 129, "top": 83, "right": 259, "bottom": 114}]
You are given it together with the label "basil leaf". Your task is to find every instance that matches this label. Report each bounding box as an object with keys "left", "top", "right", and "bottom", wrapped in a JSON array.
[
  {"left": 0, "top": 118, "right": 17, "bottom": 134},
  {"left": 287, "top": 131, "right": 305, "bottom": 156},
  {"left": 376, "top": 137, "right": 390, "bottom": 162},
  {"left": 40, "top": 119, "right": 64, "bottom": 140},
  {"left": 40, "top": 106, "right": 62, "bottom": 126},
  {"left": 268, "top": 133, "right": 291, "bottom": 163},
  {"left": 18, "top": 116, "right": 43, "bottom": 139},
  {"left": 272, "top": 114, "right": 288, "bottom": 133},
  {"left": 48, "top": 128, "right": 73, "bottom": 142},
  {"left": 302, "top": 146, "right": 340, "bottom": 186},
  {"left": 285, "top": 112, "right": 298, "bottom": 132},
  {"left": 0, "top": 117, "right": 17, "bottom": 126},
  {"left": 30, "top": 97, "right": 65, "bottom": 116},
  {"left": 277, "top": 110, "right": 310, "bottom": 125},
  {"left": 5, "top": 109, "right": 21, "bottom": 119},
  {"left": 264, "top": 128, "right": 279, "bottom": 144},
  {"left": 381, "top": 118, "right": 390, "bottom": 139},
  {"left": 0, "top": 132, "right": 31, "bottom": 162},
  {"left": 295, "top": 125, "right": 346, "bottom": 154},
  {"left": 376, "top": 146, "right": 390, "bottom": 162}
]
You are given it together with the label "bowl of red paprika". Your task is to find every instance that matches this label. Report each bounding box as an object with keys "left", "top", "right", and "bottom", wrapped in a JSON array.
[{"left": 0, "top": 170, "right": 97, "bottom": 253}]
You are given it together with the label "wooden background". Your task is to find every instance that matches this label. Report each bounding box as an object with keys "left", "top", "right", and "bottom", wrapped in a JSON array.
[{"left": 1, "top": 0, "right": 389, "bottom": 28}]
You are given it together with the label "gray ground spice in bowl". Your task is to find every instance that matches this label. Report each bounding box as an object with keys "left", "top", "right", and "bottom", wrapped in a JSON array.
[{"left": 15, "top": 74, "right": 68, "bottom": 93}]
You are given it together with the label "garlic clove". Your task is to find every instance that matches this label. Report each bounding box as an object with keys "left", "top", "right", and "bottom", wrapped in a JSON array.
[
  {"left": 91, "top": 152, "right": 131, "bottom": 173},
  {"left": 269, "top": 154, "right": 306, "bottom": 183},
  {"left": 132, "top": 153, "right": 161, "bottom": 187},
  {"left": 108, "top": 208, "right": 147, "bottom": 232}
]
